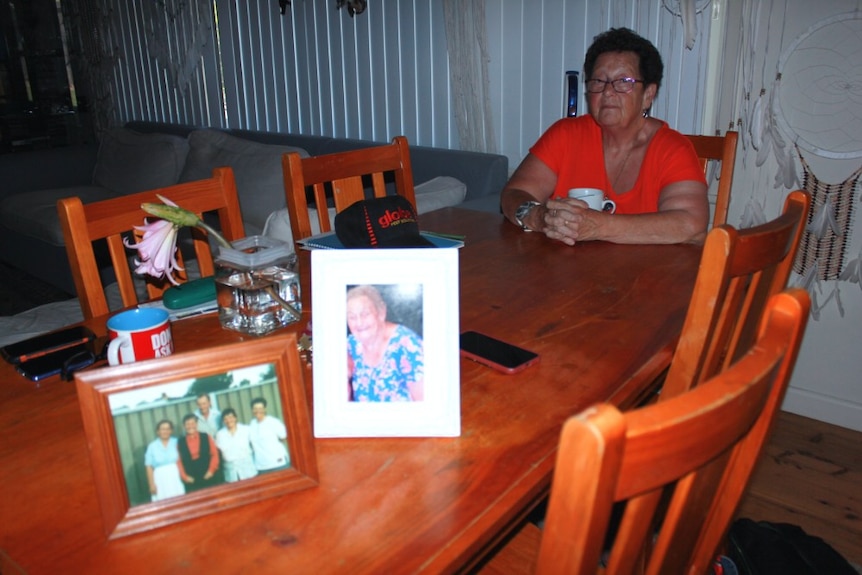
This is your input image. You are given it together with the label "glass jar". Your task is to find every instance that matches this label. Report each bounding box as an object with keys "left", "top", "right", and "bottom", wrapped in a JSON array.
[{"left": 214, "top": 236, "right": 301, "bottom": 335}]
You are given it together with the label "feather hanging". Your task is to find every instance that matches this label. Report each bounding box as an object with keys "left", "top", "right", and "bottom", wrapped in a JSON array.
[
  {"left": 750, "top": 89, "right": 765, "bottom": 150},
  {"left": 800, "top": 261, "right": 828, "bottom": 321},
  {"left": 740, "top": 196, "right": 768, "bottom": 228},
  {"left": 835, "top": 282, "right": 845, "bottom": 317},
  {"left": 741, "top": 97, "right": 752, "bottom": 153},
  {"left": 680, "top": 0, "right": 697, "bottom": 49},
  {"left": 810, "top": 290, "right": 822, "bottom": 321},
  {"left": 812, "top": 287, "right": 835, "bottom": 319},
  {"left": 781, "top": 147, "right": 799, "bottom": 189},
  {"left": 797, "top": 260, "right": 820, "bottom": 292},
  {"left": 755, "top": 128, "right": 772, "bottom": 167},
  {"left": 839, "top": 248, "right": 862, "bottom": 287},
  {"left": 805, "top": 196, "right": 841, "bottom": 238}
]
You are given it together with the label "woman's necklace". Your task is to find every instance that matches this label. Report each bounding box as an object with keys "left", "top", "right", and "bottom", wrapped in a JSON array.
[
  {"left": 610, "top": 146, "right": 634, "bottom": 191},
  {"left": 610, "top": 120, "right": 653, "bottom": 191}
]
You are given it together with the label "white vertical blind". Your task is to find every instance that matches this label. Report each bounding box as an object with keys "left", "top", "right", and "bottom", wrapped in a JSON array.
[{"left": 84, "top": 0, "right": 718, "bottom": 169}]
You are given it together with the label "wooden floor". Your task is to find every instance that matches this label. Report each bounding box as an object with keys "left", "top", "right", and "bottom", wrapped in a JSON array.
[{"left": 736, "top": 410, "right": 862, "bottom": 568}]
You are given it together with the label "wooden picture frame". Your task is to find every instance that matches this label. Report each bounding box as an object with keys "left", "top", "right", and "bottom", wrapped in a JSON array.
[
  {"left": 311, "top": 248, "right": 461, "bottom": 437},
  {"left": 75, "top": 333, "right": 317, "bottom": 539}
]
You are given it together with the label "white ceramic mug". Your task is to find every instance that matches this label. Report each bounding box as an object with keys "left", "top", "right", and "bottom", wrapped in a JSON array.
[
  {"left": 567, "top": 188, "right": 616, "bottom": 213},
  {"left": 107, "top": 308, "right": 174, "bottom": 366}
]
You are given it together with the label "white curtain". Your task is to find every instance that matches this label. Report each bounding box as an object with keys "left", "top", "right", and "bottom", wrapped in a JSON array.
[{"left": 442, "top": 0, "right": 497, "bottom": 153}]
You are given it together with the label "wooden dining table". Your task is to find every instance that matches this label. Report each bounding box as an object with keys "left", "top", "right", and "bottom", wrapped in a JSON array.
[{"left": 0, "top": 207, "right": 702, "bottom": 574}]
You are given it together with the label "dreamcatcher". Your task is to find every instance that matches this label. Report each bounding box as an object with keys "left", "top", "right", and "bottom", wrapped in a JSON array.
[
  {"left": 776, "top": 12, "right": 862, "bottom": 319},
  {"left": 775, "top": 13, "right": 862, "bottom": 160}
]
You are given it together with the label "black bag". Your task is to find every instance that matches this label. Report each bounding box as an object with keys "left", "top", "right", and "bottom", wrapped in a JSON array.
[{"left": 726, "top": 518, "right": 857, "bottom": 575}]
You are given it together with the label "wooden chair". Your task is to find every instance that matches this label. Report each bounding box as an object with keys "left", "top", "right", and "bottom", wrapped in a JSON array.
[
  {"left": 481, "top": 288, "right": 810, "bottom": 575},
  {"left": 281, "top": 135, "right": 417, "bottom": 243},
  {"left": 687, "top": 131, "right": 738, "bottom": 227},
  {"left": 58, "top": 167, "right": 245, "bottom": 319},
  {"left": 658, "top": 189, "right": 809, "bottom": 401}
]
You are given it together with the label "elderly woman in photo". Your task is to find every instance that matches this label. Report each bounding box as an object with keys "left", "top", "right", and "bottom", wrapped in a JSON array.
[
  {"left": 215, "top": 407, "right": 258, "bottom": 482},
  {"left": 144, "top": 419, "right": 185, "bottom": 502},
  {"left": 346, "top": 285, "right": 424, "bottom": 402},
  {"left": 502, "top": 27, "right": 708, "bottom": 245}
]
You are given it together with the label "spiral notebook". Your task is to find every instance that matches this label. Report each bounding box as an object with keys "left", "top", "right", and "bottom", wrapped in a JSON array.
[{"left": 297, "top": 231, "right": 464, "bottom": 250}]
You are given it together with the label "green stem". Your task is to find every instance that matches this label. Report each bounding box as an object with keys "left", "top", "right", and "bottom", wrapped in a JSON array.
[{"left": 195, "top": 221, "right": 233, "bottom": 249}]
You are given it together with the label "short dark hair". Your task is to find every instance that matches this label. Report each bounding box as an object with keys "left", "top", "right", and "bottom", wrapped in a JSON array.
[
  {"left": 222, "top": 407, "right": 237, "bottom": 419},
  {"left": 251, "top": 397, "right": 267, "bottom": 409},
  {"left": 155, "top": 419, "right": 173, "bottom": 432},
  {"left": 583, "top": 27, "right": 663, "bottom": 92},
  {"left": 182, "top": 413, "right": 197, "bottom": 424}
]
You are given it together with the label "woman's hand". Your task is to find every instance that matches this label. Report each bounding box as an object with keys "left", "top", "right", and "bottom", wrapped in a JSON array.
[{"left": 542, "top": 198, "right": 604, "bottom": 245}]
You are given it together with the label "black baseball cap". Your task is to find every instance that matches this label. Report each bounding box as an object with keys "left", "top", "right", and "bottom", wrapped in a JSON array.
[{"left": 334, "top": 196, "right": 434, "bottom": 248}]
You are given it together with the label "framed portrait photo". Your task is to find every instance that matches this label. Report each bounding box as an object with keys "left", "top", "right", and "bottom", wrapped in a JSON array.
[
  {"left": 311, "top": 248, "right": 460, "bottom": 437},
  {"left": 75, "top": 333, "right": 317, "bottom": 539}
]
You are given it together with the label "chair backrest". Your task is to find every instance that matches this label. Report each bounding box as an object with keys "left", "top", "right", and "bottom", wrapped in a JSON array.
[
  {"left": 659, "top": 189, "right": 809, "bottom": 400},
  {"left": 535, "top": 289, "right": 810, "bottom": 575},
  {"left": 687, "top": 131, "right": 738, "bottom": 227},
  {"left": 281, "top": 135, "right": 417, "bottom": 243},
  {"left": 58, "top": 167, "right": 245, "bottom": 319}
]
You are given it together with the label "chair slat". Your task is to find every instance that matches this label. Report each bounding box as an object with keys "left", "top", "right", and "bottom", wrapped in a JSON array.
[
  {"left": 687, "top": 131, "right": 738, "bottom": 228},
  {"left": 282, "top": 135, "right": 418, "bottom": 246}
]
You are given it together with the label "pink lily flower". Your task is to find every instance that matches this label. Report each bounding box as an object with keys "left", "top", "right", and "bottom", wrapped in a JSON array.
[
  {"left": 124, "top": 196, "right": 192, "bottom": 285},
  {"left": 125, "top": 217, "right": 184, "bottom": 285}
]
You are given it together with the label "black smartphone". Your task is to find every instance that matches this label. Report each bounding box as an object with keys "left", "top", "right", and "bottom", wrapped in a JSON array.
[
  {"left": 459, "top": 331, "right": 540, "bottom": 375},
  {"left": 1, "top": 326, "right": 95, "bottom": 365},
  {"left": 15, "top": 343, "right": 93, "bottom": 382}
]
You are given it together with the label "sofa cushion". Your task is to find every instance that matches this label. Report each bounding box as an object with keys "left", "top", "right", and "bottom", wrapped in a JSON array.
[
  {"left": 93, "top": 129, "right": 190, "bottom": 195},
  {"left": 261, "top": 177, "right": 466, "bottom": 248},
  {"left": 414, "top": 176, "right": 467, "bottom": 214},
  {"left": 0, "top": 186, "right": 118, "bottom": 246},
  {"left": 181, "top": 129, "right": 310, "bottom": 235},
  {"left": 263, "top": 207, "right": 334, "bottom": 249}
]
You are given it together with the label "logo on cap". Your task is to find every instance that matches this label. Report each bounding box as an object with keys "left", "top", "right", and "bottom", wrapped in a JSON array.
[{"left": 335, "top": 196, "right": 434, "bottom": 248}]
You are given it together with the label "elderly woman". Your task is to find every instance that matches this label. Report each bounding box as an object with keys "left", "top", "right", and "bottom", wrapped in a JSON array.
[
  {"left": 346, "top": 285, "right": 424, "bottom": 402},
  {"left": 502, "top": 27, "right": 708, "bottom": 245},
  {"left": 144, "top": 419, "right": 185, "bottom": 502}
]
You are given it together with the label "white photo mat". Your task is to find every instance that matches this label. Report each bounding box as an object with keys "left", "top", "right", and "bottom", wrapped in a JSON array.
[{"left": 311, "top": 248, "right": 460, "bottom": 437}]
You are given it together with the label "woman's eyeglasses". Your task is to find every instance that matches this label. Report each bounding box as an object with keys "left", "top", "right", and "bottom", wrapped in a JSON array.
[{"left": 585, "top": 78, "right": 644, "bottom": 93}]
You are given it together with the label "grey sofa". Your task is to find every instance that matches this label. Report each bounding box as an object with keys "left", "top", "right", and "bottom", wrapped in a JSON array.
[{"left": 0, "top": 121, "right": 508, "bottom": 295}]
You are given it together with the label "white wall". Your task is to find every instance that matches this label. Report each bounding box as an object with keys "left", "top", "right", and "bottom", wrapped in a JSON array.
[{"left": 715, "top": 0, "right": 862, "bottom": 431}]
